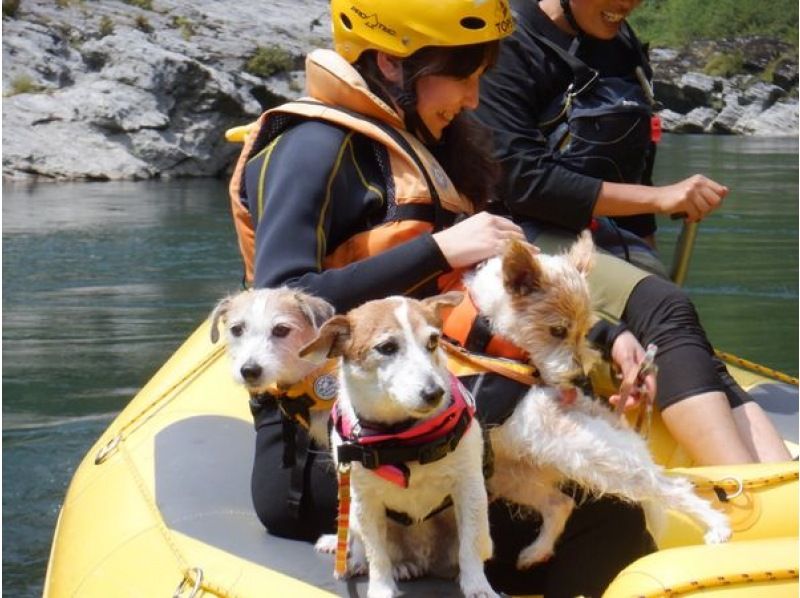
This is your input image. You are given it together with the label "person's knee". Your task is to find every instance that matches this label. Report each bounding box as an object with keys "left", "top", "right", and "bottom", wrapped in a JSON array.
[{"left": 624, "top": 277, "right": 707, "bottom": 351}]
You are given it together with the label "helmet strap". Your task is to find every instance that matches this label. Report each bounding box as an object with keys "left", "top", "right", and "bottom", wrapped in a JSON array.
[
  {"left": 393, "top": 66, "right": 439, "bottom": 146},
  {"left": 560, "top": 0, "right": 585, "bottom": 37}
]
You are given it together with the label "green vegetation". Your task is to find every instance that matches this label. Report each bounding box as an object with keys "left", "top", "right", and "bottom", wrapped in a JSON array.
[
  {"left": 703, "top": 51, "right": 744, "bottom": 78},
  {"left": 6, "top": 74, "right": 44, "bottom": 96},
  {"left": 244, "top": 45, "right": 294, "bottom": 78},
  {"left": 99, "top": 14, "right": 114, "bottom": 37},
  {"left": 170, "top": 15, "right": 196, "bottom": 40},
  {"left": 134, "top": 14, "right": 152, "bottom": 33},
  {"left": 2, "top": 0, "right": 20, "bottom": 18},
  {"left": 628, "top": 0, "right": 798, "bottom": 47},
  {"left": 123, "top": 0, "right": 153, "bottom": 10}
]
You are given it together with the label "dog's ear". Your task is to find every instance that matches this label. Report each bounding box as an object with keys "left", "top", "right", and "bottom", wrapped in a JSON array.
[
  {"left": 210, "top": 296, "right": 232, "bottom": 344},
  {"left": 421, "top": 291, "right": 464, "bottom": 327},
  {"left": 299, "top": 315, "right": 351, "bottom": 363},
  {"left": 568, "top": 230, "right": 595, "bottom": 276},
  {"left": 294, "top": 292, "right": 335, "bottom": 330},
  {"left": 421, "top": 291, "right": 463, "bottom": 316},
  {"left": 502, "top": 239, "right": 543, "bottom": 296}
]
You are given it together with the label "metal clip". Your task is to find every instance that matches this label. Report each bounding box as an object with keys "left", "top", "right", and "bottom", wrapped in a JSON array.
[{"left": 172, "top": 567, "right": 203, "bottom": 598}]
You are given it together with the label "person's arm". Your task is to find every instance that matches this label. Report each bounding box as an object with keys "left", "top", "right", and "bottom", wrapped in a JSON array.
[
  {"left": 477, "top": 36, "right": 729, "bottom": 226},
  {"left": 247, "top": 122, "right": 450, "bottom": 313}
]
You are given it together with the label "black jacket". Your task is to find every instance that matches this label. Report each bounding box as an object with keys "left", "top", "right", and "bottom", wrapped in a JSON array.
[{"left": 476, "top": 0, "right": 656, "bottom": 238}]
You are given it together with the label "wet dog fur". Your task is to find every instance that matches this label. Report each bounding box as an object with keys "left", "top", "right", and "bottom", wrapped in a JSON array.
[{"left": 463, "top": 232, "right": 731, "bottom": 568}]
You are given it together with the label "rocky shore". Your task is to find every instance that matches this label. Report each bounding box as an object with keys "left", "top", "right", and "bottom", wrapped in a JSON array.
[{"left": 2, "top": 0, "right": 798, "bottom": 181}]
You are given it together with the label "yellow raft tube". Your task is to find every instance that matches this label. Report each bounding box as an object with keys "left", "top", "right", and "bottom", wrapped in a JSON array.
[{"left": 42, "top": 316, "right": 798, "bottom": 597}]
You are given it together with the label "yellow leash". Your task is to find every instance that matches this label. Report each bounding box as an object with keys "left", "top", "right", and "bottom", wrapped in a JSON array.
[
  {"left": 715, "top": 349, "right": 798, "bottom": 386},
  {"left": 335, "top": 463, "right": 351, "bottom": 578}
]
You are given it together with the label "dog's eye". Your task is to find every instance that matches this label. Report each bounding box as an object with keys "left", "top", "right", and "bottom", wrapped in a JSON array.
[
  {"left": 271, "top": 324, "right": 292, "bottom": 338},
  {"left": 230, "top": 324, "right": 244, "bottom": 337},
  {"left": 549, "top": 325, "right": 568, "bottom": 339},
  {"left": 375, "top": 340, "right": 399, "bottom": 356},
  {"left": 426, "top": 333, "right": 440, "bottom": 352}
]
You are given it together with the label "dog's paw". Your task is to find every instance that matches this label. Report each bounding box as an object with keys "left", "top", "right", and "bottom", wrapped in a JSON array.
[
  {"left": 367, "top": 582, "right": 398, "bottom": 598},
  {"left": 460, "top": 579, "right": 501, "bottom": 598},
  {"left": 393, "top": 561, "right": 425, "bottom": 581},
  {"left": 314, "top": 534, "right": 338, "bottom": 554},
  {"left": 516, "top": 542, "right": 554, "bottom": 569},
  {"left": 704, "top": 523, "right": 732, "bottom": 544}
]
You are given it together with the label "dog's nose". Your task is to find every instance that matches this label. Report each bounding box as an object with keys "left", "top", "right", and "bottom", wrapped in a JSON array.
[
  {"left": 240, "top": 363, "right": 263, "bottom": 382},
  {"left": 420, "top": 382, "right": 445, "bottom": 406},
  {"left": 570, "top": 374, "right": 593, "bottom": 396}
]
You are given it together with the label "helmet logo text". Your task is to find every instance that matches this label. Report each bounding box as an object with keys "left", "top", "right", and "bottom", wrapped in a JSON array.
[{"left": 350, "top": 6, "right": 396, "bottom": 36}]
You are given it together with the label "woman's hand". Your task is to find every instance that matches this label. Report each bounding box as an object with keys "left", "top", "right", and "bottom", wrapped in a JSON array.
[
  {"left": 654, "top": 174, "right": 729, "bottom": 222},
  {"left": 608, "top": 331, "right": 657, "bottom": 412},
  {"left": 432, "top": 212, "right": 528, "bottom": 269}
]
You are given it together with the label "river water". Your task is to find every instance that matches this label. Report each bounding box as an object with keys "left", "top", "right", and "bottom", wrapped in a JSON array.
[{"left": 2, "top": 135, "right": 798, "bottom": 596}]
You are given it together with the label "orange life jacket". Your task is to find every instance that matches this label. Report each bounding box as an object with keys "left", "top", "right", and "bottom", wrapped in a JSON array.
[{"left": 228, "top": 49, "right": 472, "bottom": 290}]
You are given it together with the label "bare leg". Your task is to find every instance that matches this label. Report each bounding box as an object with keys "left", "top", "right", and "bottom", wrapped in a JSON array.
[
  {"left": 732, "top": 402, "right": 792, "bottom": 462},
  {"left": 661, "top": 391, "right": 755, "bottom": 465}
]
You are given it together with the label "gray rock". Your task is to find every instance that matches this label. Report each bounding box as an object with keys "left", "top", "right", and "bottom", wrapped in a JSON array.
[
  {"left": 741, "top": 81, "right": 786, "bottom": 110},
  {"left": 3, "top": 0, "right": 329, "bottom": 181},
  {"left": 670, "top": 107, "right": 718, "bottom": 134},
  {"left": 734, "top": 100, "right": 799, "bottom": 136}
]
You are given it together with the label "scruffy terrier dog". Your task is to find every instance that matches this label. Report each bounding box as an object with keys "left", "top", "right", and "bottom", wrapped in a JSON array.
[
  {"left": 210, "top": 287, "right": 335, "bottom": 446},
  {"left": 463, "top": 232, "right": 731, "bottom": 568},
  {"left": 302, "top": 295, "right": 498, "bottom": 598}
]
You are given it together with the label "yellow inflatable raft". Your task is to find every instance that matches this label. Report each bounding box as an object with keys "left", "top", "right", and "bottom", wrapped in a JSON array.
[{"left": 43, "top": 319, "right": 799, "bottom": 597}]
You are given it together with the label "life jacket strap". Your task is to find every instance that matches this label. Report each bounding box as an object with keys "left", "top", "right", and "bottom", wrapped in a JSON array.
[
  {"left": 443, "top": 292, "right": 530, "bottom": 363},
  {"left": 336, "top": 408, "right": 472, "bottom": 472},
  {"left": 385, "top": 494, "right": 454, "bottom": 527}
]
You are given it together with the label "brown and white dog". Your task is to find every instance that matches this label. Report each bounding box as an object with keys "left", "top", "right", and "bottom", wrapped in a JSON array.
[
  {"left": 462, "top": 232, "right": 731, "bottom": 568},
  {"left": 210, "top": 287, "right": 335, "bottom": 446},
  {"left": 302, "top": 295, "right": 498, "bottom": 598}
]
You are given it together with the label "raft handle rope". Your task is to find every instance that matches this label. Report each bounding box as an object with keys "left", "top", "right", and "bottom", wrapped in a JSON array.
[
  {"left": 686, "top": 469, "right": 798, "bottom": 500},
  {"left": 173, "top": 567, "right": 203, "bottom": 598},
  {"left": 714, "top": 349, "right": 798, "bottom": 386},
  {"left": 94, "top": 434, "right": 121, "bottom": 465}
]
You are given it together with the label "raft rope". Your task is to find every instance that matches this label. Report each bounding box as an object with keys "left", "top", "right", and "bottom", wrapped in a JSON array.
[
  {"left": 686, "top": 469, "right": 799, "bottom": 500},
  {"left": 94, "top": 342, "right": 226, "bottom": 465},
  {"left": 335, "top": 463, "right": 352, "bottom": 578},
  {"left": 633, "top": 567, "right": 798, "bottom": 598},
  {"left": 94, "top": 336, "right": 246, "bottom": 597},
  {"left": 119, "top": 436, "right": 241, "bottom": 598},
  {"left": 715, "top": 349, "right": 799, "bottom": 386}
]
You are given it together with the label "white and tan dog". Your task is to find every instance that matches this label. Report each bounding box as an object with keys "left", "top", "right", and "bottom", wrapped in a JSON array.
[
  {"left": 462, "top": 232, "right": 731, "bottom": 568},
  {"left": 302, "top": 295, "right": 498, "bottom": 598},
  {"left": 210, "top": 287, "right": 335, "bottom": 446}
]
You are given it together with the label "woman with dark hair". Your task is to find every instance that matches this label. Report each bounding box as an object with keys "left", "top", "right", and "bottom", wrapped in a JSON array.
[{"left": 226, "top": 1, "right": 656, "bottom": 594}]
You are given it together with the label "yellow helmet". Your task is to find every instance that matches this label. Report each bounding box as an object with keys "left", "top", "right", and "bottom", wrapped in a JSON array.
[{"left": 331, "top": 0, "right": 515, "bottom": 63}]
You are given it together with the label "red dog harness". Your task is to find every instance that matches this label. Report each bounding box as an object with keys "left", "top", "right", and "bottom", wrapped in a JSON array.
[{"left": 332, "top": 374, "right": 475, "bottom": 488}]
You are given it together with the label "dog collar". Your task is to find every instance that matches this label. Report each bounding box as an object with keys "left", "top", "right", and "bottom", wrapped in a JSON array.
[
  {"left": 442, "top": 291, "right": 530, "bottom": 363},
  {"left": 252, "top": 359, "right": 339, "bottom": 428},
  {"left": 333, "top": 374, "right": 475, "bottom": 488}
]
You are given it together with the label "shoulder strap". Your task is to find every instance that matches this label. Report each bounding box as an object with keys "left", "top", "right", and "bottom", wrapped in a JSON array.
[
  {"left": 529, "top": 31, "right": 598, "bottom": 95},
  {"left": 291, "top": 99, "right": 457, "bottom": 231}
]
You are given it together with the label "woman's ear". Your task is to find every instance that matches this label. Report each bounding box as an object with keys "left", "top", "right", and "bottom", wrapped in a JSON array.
[{"left": 375, "top": 51, "right": 403, "bottom": 84}]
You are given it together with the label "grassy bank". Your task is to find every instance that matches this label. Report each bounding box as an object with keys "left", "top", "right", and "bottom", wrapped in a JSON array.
[{"left": 628, "top": 0, "right": 798, "bottom": 47}]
